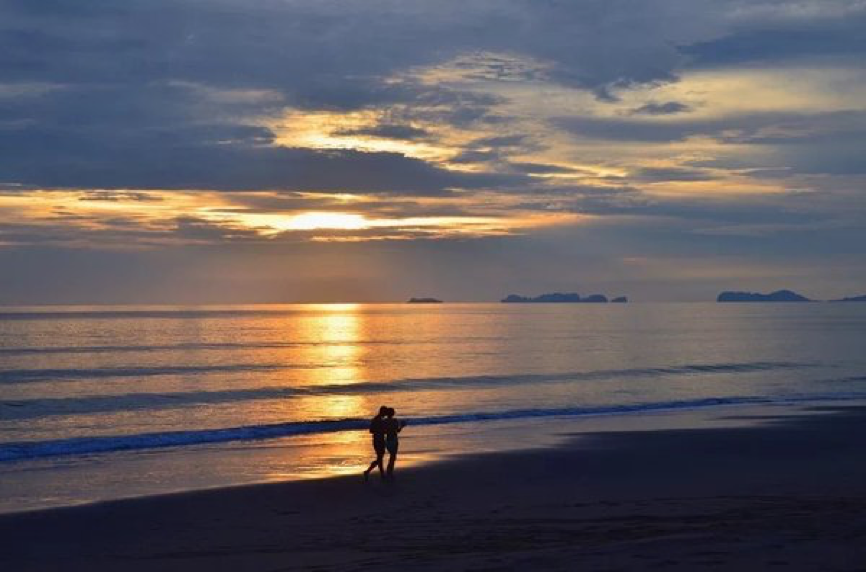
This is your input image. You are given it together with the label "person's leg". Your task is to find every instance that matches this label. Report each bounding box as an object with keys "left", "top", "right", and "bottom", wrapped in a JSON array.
[
  {"left": 364, "top": 457, "right": 379, "bottom": 478},
  {"left": 377, "top": 452, "right": 386, "bottom": 478},
  {"left": 386, "top": 441, "right": 398, "bottom": 477},
  {"left": 364, "top": 443, "right": 385, "bottom": 480}
]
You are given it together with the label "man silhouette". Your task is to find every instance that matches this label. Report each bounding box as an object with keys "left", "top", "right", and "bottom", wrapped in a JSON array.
[{"left": 363, "top": 406, "right": 389, "bottom": 481}]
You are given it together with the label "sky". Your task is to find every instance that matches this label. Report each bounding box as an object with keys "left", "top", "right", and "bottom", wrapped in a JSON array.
[{"left": 1, "top": 0, "right": 865, "bottom": 303}]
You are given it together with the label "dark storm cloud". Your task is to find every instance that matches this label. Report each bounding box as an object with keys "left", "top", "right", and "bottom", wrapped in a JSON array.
[
  {"left": 0, "top": 0, "right": 698, "bottom": 92},
  {"left": 681, "top": 10, "right": 866, "bottom": 67},
  {"left": 557, "top": 116, "right": 700, "bottom": 142},
  {"left": 0, "top": 0, "right": 672, "bottom": 115},
  {"left": 504, "top": 182, "right": 858, "bottom": 238},
  {"left": 558, "top": 110, "right": 866, "bottom": 150},
  {"left": 778, "top": 144, "right": 866, "bottom": 175},
  {"left": 2, "top": 0, "right": 862, "bottom": 193},
  {"left": 0, "top": 74, "right": 526, "bottom": 191},
  {"left": 0, "top": 0, "right": 718, "bottom": 191},
  {"left": 0, "top": 133, "right": 525, "bottom": 193},
  {"left": 0, "top": 77, "right": 526, "bottom": 192}
]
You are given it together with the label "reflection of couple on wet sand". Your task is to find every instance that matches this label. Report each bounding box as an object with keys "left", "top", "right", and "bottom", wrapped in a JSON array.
[{"left": 364, "top": 406, "right": 406, "bottom": 481}]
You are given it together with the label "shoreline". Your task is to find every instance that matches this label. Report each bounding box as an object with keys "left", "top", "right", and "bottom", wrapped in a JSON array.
[
  {"left": 0, "top": 399, "right": 842, "bottom": 515},
  {"left": 3, "top": 404, "right": 866, "bottom": 570}
]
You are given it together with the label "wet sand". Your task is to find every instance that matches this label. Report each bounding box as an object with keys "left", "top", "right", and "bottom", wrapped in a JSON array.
[{"left": 3, "top": 405, "right": 866, "bottom": 571}]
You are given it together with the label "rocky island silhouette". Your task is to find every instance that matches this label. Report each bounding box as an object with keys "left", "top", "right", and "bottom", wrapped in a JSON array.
[
  {"left": 501, "top": 292, "right": 626, "bottom": 303},
  {"left": 717, "top": 289, "right": 811, "bottom": 302},
  {"left": 832, "top": 294, "right": 866, "bottom": 302}
]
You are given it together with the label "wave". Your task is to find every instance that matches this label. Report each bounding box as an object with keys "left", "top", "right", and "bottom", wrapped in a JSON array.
[
  {"left": 0, "top": 363, "right": 308, "bottom": 383},
  {"left": 0, "top": 361, "right": 815, "bottom": 418},
  {"left": 0, "top": 305, "right": 468, "bottom": 321},
  {"left": 2, "top": 392, "right": 865, "bottom": 462},
  {"left": 0, "top": 309, "right": 301, "bottom": 321},
  {"left": 0, "top": 359, "right": 809, "bottom": 386},
  {"left": 0, "top": 342, "right": 304, "bottom": 355},
  {"left": 0, "top": 338, "right": 487, "bottom": 356}
]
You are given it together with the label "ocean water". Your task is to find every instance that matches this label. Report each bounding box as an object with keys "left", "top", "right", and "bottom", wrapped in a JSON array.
[{"left": 1, "top": 302, "right": 865, "bottom": 512}]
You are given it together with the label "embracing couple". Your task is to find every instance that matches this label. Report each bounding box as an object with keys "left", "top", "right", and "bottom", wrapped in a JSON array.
[{"left": 364, "top": 406, "right": 406, "bottom": 481}]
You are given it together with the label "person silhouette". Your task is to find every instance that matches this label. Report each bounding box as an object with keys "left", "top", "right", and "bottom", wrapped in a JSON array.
[
  {"left": 363, "top": 406, "right": 388, "bottom": 481},
  {"left": 383, "top": 407, "right": 407, "bottom": 478}
]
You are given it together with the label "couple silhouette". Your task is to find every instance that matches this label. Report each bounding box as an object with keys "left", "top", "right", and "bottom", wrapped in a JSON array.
[{"left": 364, "top": 406, "right": 406, "bottom": 481}]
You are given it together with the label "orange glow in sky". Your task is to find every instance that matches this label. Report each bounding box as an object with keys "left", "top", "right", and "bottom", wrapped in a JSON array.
[{"left": 273, "top": 212, "right": 369, "bottom": 231}]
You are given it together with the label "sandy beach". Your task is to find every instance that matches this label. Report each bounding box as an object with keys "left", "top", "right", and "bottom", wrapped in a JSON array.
[{"left": 3, "top": 405, "right": 866, "bottom": 571}]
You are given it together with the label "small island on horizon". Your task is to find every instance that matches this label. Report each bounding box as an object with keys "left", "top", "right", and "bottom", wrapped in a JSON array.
[
  {"left": 717, "top": 289, "right": 811, "bottom": 303},
  {"left": 832, "top": 294, "right": 866, "bottom": 302},
  {"left": 407, "top": 297, "right": 443, "bottom": 304},
  {"left": 501, "top": 292, "right": 626, "bottom": 304}
]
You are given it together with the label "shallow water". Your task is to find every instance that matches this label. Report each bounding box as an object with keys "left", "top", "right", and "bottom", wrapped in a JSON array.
[{"left": 1, "top": 302, "right": 865, "bottom": 511}]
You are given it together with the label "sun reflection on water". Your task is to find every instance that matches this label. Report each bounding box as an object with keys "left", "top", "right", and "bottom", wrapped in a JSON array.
[
  {"left": 306, "top": 305, "right": 366, "bottom": 385},
  {"left": 274, "top": 305, "right": 384, "bottom": 477}
]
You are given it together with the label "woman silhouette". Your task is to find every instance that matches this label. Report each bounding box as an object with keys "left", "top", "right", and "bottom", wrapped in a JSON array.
[{"left": 383, "top": 407, "right": 407, "bottom": 478}]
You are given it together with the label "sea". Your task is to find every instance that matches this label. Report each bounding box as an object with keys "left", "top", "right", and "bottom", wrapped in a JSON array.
[{"left": 2, "top": 302, "right": 865, "bottom": 513}]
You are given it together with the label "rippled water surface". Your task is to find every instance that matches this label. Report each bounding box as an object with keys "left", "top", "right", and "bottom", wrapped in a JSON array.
[{"left": 2, "top": 303, "right": 865, "bottom": 511}]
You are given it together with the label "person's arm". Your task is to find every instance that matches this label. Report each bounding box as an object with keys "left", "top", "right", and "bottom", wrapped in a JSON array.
[{"left": 398, "top": 419, "right": 407, "bottom": 432}]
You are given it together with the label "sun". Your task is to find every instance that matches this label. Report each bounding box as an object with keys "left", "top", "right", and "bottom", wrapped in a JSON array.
[{"left": 276, "top": 212, "right": 369, "bottom": 231}]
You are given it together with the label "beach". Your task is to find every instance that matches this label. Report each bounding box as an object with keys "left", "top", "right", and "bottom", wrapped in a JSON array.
[{"left": 3, "top": 404, "right": 866, "bottom": 571}]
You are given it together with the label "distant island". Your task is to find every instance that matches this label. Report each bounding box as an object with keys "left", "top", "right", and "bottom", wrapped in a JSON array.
[
  {"left": 832, "top": 295, "right": 866, "bottom": 302},
  {"left": 407, "top": 297, "right": 443, "bottom": 304},
  {"left": 501, "top": 292, "right": 624, "bottom": 303},
  {"left": 717, "top": 289, "right": 811, "bottom": 303},
  {"left": 612, "top": 296, "right": 628, "bottom": 303}
]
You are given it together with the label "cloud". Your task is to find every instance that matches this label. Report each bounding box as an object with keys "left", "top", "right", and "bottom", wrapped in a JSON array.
[
  {"left": 0, "top": 123, "right": 527, "bottom": 194},
  {"left": 558, "top": 109, "right": 866, "bottom": 147},
  {"left": 473, "top": 135, "right": 529, "bottom": 148},
  {"left": 0, "top": 0, "right": 721, "bottom": 192},
  {"left": 77, "top": 191, "right": 163, "bottom": 202},
  {"left": 681, "top": 8, "right": 866, "bottom": 67},
  {"left": 510, "top": 163, "right": 587, "bottom": 175},
  {"left": 334, "top": 123, "right": 430, "bottom": 141},
  {"left": 633, "top": 167, "right": 717, "bottom": 182},
  {"left": 630, "top": 101, "right": 692, "bottom": 115}
]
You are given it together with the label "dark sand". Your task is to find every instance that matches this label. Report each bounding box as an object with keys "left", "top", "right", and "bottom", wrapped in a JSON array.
[{"left": 3, "top": 406, "right": 866, "bottom": 571}]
